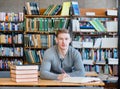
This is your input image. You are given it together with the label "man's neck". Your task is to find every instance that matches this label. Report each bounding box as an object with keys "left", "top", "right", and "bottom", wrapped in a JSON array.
[{"left": 58, "top": 48, "right": 68, "bottom": 58}]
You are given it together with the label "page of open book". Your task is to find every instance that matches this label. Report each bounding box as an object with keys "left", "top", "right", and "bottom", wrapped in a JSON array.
[{"left": 62, "top": 77, "right": 101, "bottom": 83}]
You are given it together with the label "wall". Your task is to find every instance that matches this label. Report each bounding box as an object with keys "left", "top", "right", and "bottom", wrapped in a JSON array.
[{"left": 0, "top": 0, "right": 117, "bottom": 13}]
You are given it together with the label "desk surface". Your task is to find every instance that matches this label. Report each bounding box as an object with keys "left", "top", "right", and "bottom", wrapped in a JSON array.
[
  {"left": 0, "top": 78, "right": 104, "bottom": 87},
  {"left": 85, "top": 71, "right": 98, "bottom": 77}
]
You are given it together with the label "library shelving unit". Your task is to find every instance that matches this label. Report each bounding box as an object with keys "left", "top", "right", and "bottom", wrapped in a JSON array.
[
  {"left": 24, "top": 13, "right": 71, "bottom": 65},
  {"left": 71, "top": 8, "right": 118, "bottom": 78},
  {"left": 0, "top": 12, "right": 24, "bottom": 71}
]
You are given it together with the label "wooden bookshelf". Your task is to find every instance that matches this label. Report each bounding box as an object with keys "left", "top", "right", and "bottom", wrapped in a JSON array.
[{"left": 79, "top": 8, "right": 117, "bottom": 18}]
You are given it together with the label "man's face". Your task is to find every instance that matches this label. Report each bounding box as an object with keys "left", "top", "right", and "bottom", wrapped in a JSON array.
[{"left": 56, "top": 33, "right": 71, "bottom": 50}]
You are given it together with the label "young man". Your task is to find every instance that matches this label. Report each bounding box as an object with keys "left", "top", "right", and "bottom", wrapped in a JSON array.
[{"left": 40, "top": 29, "right": 85, "bottom": 80}]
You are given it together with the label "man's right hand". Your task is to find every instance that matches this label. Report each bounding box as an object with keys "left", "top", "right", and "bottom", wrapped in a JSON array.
[{"left": 57, "top": 73, "right": 70, "bottom": 81}]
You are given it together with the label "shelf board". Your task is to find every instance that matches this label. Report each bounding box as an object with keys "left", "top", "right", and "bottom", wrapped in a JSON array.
[
  {"left": 24, "top": 31, "right": 55, "bottom": 34},
  {"left": 25, "top": 15, "right": 117, "bottom": 18},
  {"left": 72, "top": 31, "right": 117, "bottom": 36},
  {"left": 73, "top": 15, "right": 117, "bottom": 18},
  {"left": 25, "top": 15, "right": 70, "bottom": 18},
  {"left": 0, "top": 30, "right": 24, "bottom": 34},
  {"left": 0, "top": 69, "right": 10, "bottom": 71},
  {"left": 0, "top": 43, "right": 23, "bottom": 47},
  {"left": 0, "top": 56, "right": 23, "bottom": 59},
  {"left": 24, "top": 47, "right": 48, "bottom": 50},
  {"left": 0, "top": 21, "right": 23, "bottom": 23}
]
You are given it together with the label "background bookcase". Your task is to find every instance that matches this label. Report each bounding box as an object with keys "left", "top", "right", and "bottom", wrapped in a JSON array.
[
  {"left": 23, "top": 7, "right": 118, "bottom": 79},
  {"left": 71, "top": 8, "right": 118, "bottom": 77},
  {"left": 0, "top": 12, "right": 24, "bottom": 71}
]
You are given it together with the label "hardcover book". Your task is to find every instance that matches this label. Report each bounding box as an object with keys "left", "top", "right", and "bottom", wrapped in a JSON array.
[
  {"left": 61, "top": 2, "right": 71, "bottom": 16},
  {"left": 10, "top": 65, "right": 39, "bottom": 70},
  {"left": 11, "top": 77, "right": 38, "bottom": 82},
  {"left": 71, "top": 1, "right": 80, "bottom": 15},
  {"left": 10, "top": 69, "right": 38, "bottom": 74},
  {"left": 11, "top": 73, "right": 38, "bottom": 78}
]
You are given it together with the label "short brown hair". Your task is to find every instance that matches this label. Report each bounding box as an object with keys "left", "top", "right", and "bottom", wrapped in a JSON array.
[{"left": 56, "top": 29, "right": 70, "bottom": 37}]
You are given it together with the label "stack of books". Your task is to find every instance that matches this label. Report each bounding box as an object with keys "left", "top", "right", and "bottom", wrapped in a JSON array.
[{"left": 10, "top": 65, "right": 39, "bottom": 82}]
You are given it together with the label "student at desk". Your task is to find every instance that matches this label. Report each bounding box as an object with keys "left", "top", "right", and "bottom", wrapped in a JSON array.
[{"left": 40, "top": 29, "right": 85, "bottom": 80}]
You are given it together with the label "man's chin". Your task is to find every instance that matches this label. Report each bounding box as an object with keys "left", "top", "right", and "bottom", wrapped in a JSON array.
[{"left": 61, "top": 47, "right": 67, "bottom": 50}]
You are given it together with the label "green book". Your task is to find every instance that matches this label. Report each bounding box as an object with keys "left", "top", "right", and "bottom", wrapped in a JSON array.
[
  {"left": 48, "top": 18, "right": 53, "bottom": 31},
  {"left": 31, "top": 18, "right": 34, "bottom": 31},
  {"left": 44, "top": 18, "right": 48, "bottom": 31},
  {"left": 89, "top": 19, "right": 106, "bottom": 32},
  {"left": 89, "top": 20, "right": 101, "bottom": 32},
  {"left": 59, "top": 18, "right": 65, "bottom": 29},
  {"left": 39, "top": 18, "right": 43, "bottom": 31},
  {"left": 43, "top": 5, "right": 54, "bottom": 15},
  {"left": 95, "top": 19, "right": 106, "bottom": 32},
  {"left": 24, "top": 50, "right": 32, "bottom": 63},
  {"left": 51, "top": 5, "right": 62, "bottom": 15}
]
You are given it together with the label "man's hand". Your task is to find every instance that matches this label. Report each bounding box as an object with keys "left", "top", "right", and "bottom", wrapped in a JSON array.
[{"left": 57, "top": 73, "right": 70, "bottom": 81}]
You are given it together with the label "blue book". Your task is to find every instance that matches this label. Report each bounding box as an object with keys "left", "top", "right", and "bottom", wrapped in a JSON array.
[{"left": 72, "top": 1, "right": 80, "bottom": 15}]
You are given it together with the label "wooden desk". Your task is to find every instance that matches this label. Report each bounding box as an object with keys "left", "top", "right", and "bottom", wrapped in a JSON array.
[
  {"left": 0, "top": 78, "right": 104, "bottom": 89},
  {"left": 85, "top": 71, "right": 98, "bottom": 77}
]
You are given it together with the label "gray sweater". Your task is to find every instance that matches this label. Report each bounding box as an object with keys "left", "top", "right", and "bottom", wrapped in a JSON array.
[{"left": 40, "top": 45, "right": 85, "bottom": 80}]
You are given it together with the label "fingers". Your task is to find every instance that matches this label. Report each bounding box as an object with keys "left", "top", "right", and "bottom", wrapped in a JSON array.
[{"left": 57, "top": 73, "right": 70, "bottom": 81}]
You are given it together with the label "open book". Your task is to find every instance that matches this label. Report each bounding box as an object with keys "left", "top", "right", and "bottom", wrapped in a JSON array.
[{"left": 62, "top": 77, "right": 101, "bottom": 83}]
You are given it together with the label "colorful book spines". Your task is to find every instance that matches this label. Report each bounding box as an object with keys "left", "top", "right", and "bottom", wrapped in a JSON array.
[
  {"left": 43, "top": 5, "right": 62, "bottom": 15},
  {"left": 0, "top": 22, "right": 24, "bottom": 31},
  {"left": 24, "top": 49, "right": 44, "bottom": 64},
  {"left": 0, "top": 12, "right": 24, "bottom": 21},
  {"left": 0, "top": 34, "right": 23, "bottom": 44},
  {"left": 0, "top": 47, "right": 23, "bottom": 57},
  {"left": 25, "top": 18, "right": 70, "bottom": 31}
]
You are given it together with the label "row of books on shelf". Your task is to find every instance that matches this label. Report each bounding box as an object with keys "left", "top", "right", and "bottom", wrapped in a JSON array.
[
  {"left": 24, "top": 1, "right": 117, "bottom": 16},
  {"left": 0, "top": 47, "right": 23, "bottom": 57},
  {"left": 83, "top": 58, "right": 118, "bottom": 66},
  {"left": 80, "top": 21, "right": 94, "bottom": 29},
  {"left": 84, "top": 65, "right": 118, "bottom": 76},
  {"left": 72, "top": 37, "right": 118, "bottom": 48},
  {"left": 10, "top": 65, "right": 39, "bottom": 82},
  {"left": 0, "top": 22, "right": 24, "bottom": 31},
  {"left": 24, "top": 34, "right": 55, "bottom": 48},
  {"left": 0, "top": 12, "right": 24, "bottom": 21},
  {"left": 81, "top": 48, "right": 118, "bottom": 62},
  {"left": 25, "top": 18, "right": 70, "bottom": 31},
  {"left": 72, "top": 19, "right": 117, "bottom": 32},
  {"left": 24, "top": 1, "right": 80, "bottom": 16},
  {"left": 0, "top": 59, "right": 23, "bottom": 70},
  {"left": 24, "top": 49, "right": 44, "bottom": 64},
  {"left": 79, "top": 17, "right": 112, "bottom": 22},
  {"left": 45, "top": 1, "right": 80, "bottom": 16},
  {"left": 0, "top": 34, "right": 23, "bottom": 44}
]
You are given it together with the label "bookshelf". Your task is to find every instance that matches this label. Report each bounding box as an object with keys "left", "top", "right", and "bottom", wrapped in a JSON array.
[
  {"left": 24, "top": 14, "right": 71, "bottom": 64},
  {"left": 0, "top": 12, "right": 24, "bottom": 71},
  {"left": 71, "top": 8, "right": 118, "bottom": 77}
]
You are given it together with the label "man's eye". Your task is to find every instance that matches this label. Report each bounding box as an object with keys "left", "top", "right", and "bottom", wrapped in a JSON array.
[{"left": 65, "top": 38, "right": 68, "bottom": 40}]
